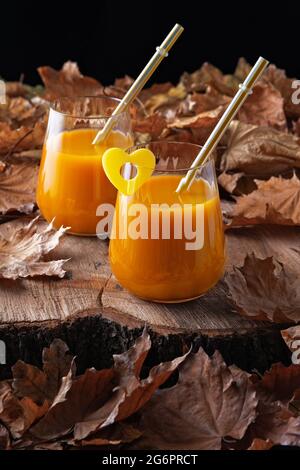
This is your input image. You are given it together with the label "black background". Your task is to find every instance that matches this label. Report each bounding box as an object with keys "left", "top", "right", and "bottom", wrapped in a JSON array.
[{"left": 0, "top": 0, "right": 298, "bottom": 85}]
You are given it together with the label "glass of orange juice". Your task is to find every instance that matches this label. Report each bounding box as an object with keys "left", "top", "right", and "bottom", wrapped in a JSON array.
[
  {"left": 109, "top": 141, "right": 225, "bottom": 303},
  {"left": 37, "top": 96, "right": 133, "bottom": 235}
]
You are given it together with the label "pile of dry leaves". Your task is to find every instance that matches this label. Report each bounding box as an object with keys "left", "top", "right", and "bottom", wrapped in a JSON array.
[
  {"left": 0, "top": 329, "right": 300, "bottom": 451},
  {"left": 1, "top": 59, "right": 300, "bottom": 450}
]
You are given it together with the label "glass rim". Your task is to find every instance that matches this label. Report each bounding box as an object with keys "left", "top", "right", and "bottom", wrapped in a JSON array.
[
  {"left": 127, "top": 140, "right": 215, "bottom": 172},
  {"left": 49, "top": 95, "right": 129, "bottom": 119}
]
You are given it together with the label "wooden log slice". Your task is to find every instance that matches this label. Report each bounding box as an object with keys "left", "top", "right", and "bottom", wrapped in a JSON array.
[{"left": 0, "top": 218, "right": 297, "bottom": 379}]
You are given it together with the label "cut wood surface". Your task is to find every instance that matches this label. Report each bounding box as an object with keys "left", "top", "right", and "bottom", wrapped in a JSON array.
[{"left": 0, "top": 217, "right": 297, "bottom": 378}]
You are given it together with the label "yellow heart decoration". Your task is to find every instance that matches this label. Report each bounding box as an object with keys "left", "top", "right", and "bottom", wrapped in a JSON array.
[{"left": 102, "top": 147, "right": 156, "bottom": 196}]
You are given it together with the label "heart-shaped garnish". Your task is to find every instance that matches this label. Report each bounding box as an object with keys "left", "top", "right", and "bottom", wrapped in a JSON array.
[{"left": 102, "top": 147, "right": 155, "bottom": 195}]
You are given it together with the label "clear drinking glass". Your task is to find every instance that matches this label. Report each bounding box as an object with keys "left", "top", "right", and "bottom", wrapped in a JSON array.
[
  {"left": 36, "top": 96, "right": 133, "bottom": 235},
  {"left": 109, "top": 141, "right": 225, "bottom": 303}
]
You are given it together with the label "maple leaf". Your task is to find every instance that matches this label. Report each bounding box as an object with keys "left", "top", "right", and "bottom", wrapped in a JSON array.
[
  {"left": 29, "top": 330, "right": 187, "bottom": 442},
  {"left": 138, "top": 348, "right": 257, "bottom": 450},
  {"left": 38, "top": 61, "right": 103, "bottom": 100},
  {"left": 0, "top": 217, "right": 69, "bottom": 280},
  {"left": 225, "top": 253, "right": 300, "bottom": 322},
  {"left": 221, "top": 121, "right": 300, "bottom": 178},
  {"left": 238, "top": 81, "right": 287, "bottom": 131},
  {"left": 13, "top": 339, "right": 74, "bottom": 404},
  {"left": 224, "top": 174, "right": 300, "bottom": 227}
]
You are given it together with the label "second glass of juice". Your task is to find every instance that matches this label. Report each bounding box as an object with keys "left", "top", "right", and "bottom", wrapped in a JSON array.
[
  {"left": 37, "top": 96, "right": 133, "bottom": 235},
  {"left": 109, "top": 141, "right": 225, "bottom": 303}
]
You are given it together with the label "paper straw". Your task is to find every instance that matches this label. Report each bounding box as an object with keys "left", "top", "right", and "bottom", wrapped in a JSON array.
[
  {"left": 175, "top": 56, "right": 269, "bottom": 193},
  {"left": 92, "top": 24, "right": 184, "bottom": 145}
]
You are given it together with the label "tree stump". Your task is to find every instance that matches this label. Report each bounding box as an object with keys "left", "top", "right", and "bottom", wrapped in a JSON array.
[{"left": 0, "top": 218, "right": 296, "bottom": 379}]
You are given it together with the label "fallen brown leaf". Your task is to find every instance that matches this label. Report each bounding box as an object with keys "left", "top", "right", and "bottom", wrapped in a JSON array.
[
  {"left": 224, "top": 174, "right": 300, "bottom": 227},
  {"left": 0, "top": 381, "right": 48, "bottom": 439},
  {"left": 0, "top": 217, "right": 69, "bottom": 280},
  {"left": 38, "top": 61, "right": 103, "bottom": 100},
  {"left": 218, "top": 171, "right": 257, "bottom": 195},
  {"left": 179, "top": 87, "right": 231, "bottom": 115},
  {"left": 13, "top": 339, "right": 74, "bottom": 404},
  {"left": 0, "top": 424, "right": 10, "bottom": 450},
  {"left": 133, "top": 113, "right": 167, "bottom": 142},
  {"left": 225, "top": 253, "right": 300, "bottom": 322},
  {"left": 168, "top": 106, "right": 224, "bottom": 145},
  {"left": 138, "top": 349, "right": 257, "bottom": 450},
  {"left": 238, "top": 82, "right": 287, "bottom": 131},
  {"left": 73, "top": 331, "right": 187, "bottom": 440},
  {"left": 248, "top": 438, "right": 274, "bottom": 450},
  {"left": 247, "top": 401, "right": 300, "bottom": 447},
  {"left": 252, "top": 363, "right": 300, "bottom": 404},
  {"left": 180, "top": 62, "right": 237, "bottom": 96},
  {"left": 74, "top": 423, "right": 142, "bottom": 448},
  {"left": 0, "top": 162, "right": 38, "bottom": 214},
  {"left": 221, "top": 121, "right": 300, "bottom": 178}
]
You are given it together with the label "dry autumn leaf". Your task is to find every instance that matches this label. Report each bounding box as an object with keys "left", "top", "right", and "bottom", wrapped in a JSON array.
[
  {"left": 13, "top": 339, "right": 74, "bottom": 404},
  {"left": 31, "top": 330, "right": 187, "bottom": 442},
  {"left": 252, "top": 363, "right": 300, "bottom": 404},
  {"left": 168, "top": 106, "right": 224, "bottom": 146},
  {"left": 0, "top": 162, "right": 38, "bottom": 214},
  {"left": 221, "top": 121, "right": 300, "bottom": 178},
  {"left": 138, "top": 349, "right": 257, "bottom": 450},
  {"left": 224, "top": 174, "right": 300, "bottom": 227},
  {"left": 238, "top": 81, "right": 287, "bottom": 131},
  {"left": 247, "top": 438, "right": 274, "bottom": 450},
  {"left": 225, "top": 253, "right": 300, "bottom": 322},
  {"left": 38, "top": 61, "right": 103, "bottom": 100},
  {"left": 0, "top": 217, "right": 69, "bottom": 279},
  {"left": 180, "top": 62, "right": 237, "bottom": 96},
  {"left": 281, "top": 326, "right": 300, "bottom": 355}
]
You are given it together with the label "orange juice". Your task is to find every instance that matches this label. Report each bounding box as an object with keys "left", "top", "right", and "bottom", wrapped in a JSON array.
[
  {"left": 37, "top": 128, "right": 133, "bottom": 235},
  {"left": 109, "top": 174, "right": 225, "bottom": 302}
]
